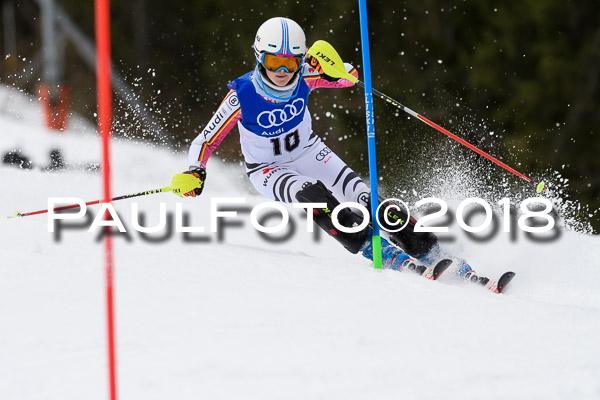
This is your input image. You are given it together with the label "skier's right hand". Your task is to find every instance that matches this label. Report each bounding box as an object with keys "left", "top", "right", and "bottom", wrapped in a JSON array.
[{"left": 181, "top": 167, "right": 207, "bottom": 197}]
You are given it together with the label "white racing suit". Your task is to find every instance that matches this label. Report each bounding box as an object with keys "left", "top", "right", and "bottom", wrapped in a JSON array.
[
  {"left": 187, "top": 63, "right": 438, "bottom": 258},
  {"left": 187, "top": 63, "right": 369, "bottom": 208}
]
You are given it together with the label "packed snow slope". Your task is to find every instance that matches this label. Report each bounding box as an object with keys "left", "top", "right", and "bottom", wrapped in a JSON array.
[{"left": 1, "top": 85, "right": 599, "bottom": 400}]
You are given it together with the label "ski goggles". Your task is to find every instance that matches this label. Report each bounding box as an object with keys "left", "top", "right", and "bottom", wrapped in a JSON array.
[{"left": 261, "top": 53, "right": 303, "bottom": 73}]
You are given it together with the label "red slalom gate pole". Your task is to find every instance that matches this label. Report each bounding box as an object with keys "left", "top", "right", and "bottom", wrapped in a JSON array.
[{"left": 94, "top": 1, "right": 117, "bottom": 400}]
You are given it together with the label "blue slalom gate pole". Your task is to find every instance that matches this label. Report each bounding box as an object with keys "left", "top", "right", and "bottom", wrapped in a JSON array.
[{"left": 358, "top": 0, "right": 382, "bottom": 269}]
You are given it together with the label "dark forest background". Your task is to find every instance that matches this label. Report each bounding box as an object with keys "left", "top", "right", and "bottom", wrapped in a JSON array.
[{"left": 2, "top": 0, "right": 599, "bottom": 232}]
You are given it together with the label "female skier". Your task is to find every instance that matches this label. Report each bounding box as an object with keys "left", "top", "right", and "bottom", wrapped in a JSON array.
[{"left": 179, "top": 17, "right": 485, "bottom": 283}]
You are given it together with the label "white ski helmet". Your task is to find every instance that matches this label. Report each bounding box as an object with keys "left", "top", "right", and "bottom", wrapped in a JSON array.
[{"left": 253, "top": 17, "right": 306, "bottom": 64}]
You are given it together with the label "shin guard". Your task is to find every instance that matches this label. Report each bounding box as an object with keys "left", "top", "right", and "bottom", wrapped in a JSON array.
[
  {"left": 372, "top": 197, "right": 438, "bottom": 259},
  {"left": 296, "top": 181, "right": 369, "bottom": 254}
]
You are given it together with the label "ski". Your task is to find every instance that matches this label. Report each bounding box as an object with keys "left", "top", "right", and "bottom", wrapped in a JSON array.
[
  {"left": 406, "top": 258, "right": 452, "bottom": 281},
  {"left": 485, "top": 271, "right": 516, "bottom": 294},
  {"left": 464, "top": 270, "right": 516, "bottom": 294}
]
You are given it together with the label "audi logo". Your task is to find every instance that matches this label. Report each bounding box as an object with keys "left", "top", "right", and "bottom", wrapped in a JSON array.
[
  {"left": 315, "top": 146, "right": 332, "bottom": 161},
  {"left": 257, "top": 98, "right": 305, "bottom": 128}
]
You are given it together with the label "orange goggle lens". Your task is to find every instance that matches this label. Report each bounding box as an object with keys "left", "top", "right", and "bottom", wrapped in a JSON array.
[{"left": 262, "top": 53, "right": 302, "bottom": 73}]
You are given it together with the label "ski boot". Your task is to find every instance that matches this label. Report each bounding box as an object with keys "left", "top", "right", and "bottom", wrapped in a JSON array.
[
  {"left": 360, "top": 230, "right": 428, "bottom": 273},
  {"left": 401, "top": 258, "right": 428, "bottom": 275},
  {"left": 418, "top": 243, "right": 478, "bottom": 278},
  {"left": 463, "top": 270, "right": 490, "bottom": 286},
  {"left": 449, "top": 257, "right": 490, "bottom": 285},
  {"left": 360, "top": 233, "right": 407, "bottom": 270}
]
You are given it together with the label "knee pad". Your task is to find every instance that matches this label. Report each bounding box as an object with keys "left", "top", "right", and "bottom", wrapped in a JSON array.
[{"left": 296, "top": 181, "right": 369, "bottom": 254}]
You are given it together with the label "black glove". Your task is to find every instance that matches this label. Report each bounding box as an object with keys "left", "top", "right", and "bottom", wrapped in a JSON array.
[
  {"left": 182, "top": 167, "right": 207, "bottom": 197},
  {"left": 307, "top": 55, "right": 340, "bottom": 82}
]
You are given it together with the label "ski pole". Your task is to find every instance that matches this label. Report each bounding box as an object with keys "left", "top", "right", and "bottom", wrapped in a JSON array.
[
  {"left": 355, "top": 81, "right": 546, "bottom": 193},
  {"left": 8, "top": 172, "right": 204, "bottom": 218},
  {"left": 8, "top": 186, "right": 172, "bottom": 218}
]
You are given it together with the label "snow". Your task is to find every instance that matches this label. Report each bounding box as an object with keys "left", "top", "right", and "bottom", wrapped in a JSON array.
[{"left": 1, "top": 85, "right": 600, "bottom": 399}]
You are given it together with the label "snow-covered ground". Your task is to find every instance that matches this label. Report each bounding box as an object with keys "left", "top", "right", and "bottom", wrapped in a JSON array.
[{"left": 1, "top": 85, "right": 599, "bottom": 400}]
